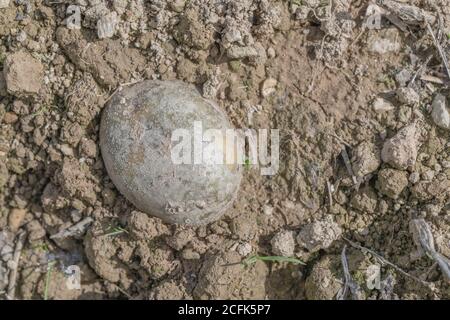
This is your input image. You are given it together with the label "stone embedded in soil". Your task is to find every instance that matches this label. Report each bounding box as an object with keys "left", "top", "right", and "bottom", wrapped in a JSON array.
[
  {"left": 79, "top": 138, "right": 98, "bottom": 158},
  {"left": 66, "top": 74, "right": 105, "bottom": 126},
  {"left": 1, "top": 243, "right": 13, "bottom": 262},
  {"left": 396, "top": 87, "right": 420, "bottom": 106},
  {"left": 230, "top": 214, "right": 258, "bottom": 241},
  {"left": 411, "top": 175, "right": 450, "bottom": 203},
  {"left": 168, "top": 0, "right": 186, "bottom": 13},
  {"left": 84, "top": 222, "right": 133, "bottom": 288},
  {"left": 376, "top": 168, "right": 408, "bottom": 199},
  {"left": 236, "top": 242, "right": 252, "bottom": 256},
  {"left": 2, "top": 112, "right": 18, "bottom": 124},
  {"left": 227, "top": 46, "right": 258, "bottom": 59},
  {"left": 41, "top": 182, "right": 67, "bottom": 212},
  {"left": 149, "top": 280, "right": 188, "bottom": 300},
  {"left": 372, "top": 97, "right": 394, "bottom": 113},
  {"left": 112, "top": 0, "right": 128, "bottom": 15},
  {"left": 174, "top": 9, "right": 214, "bottom": 50},
  {"left": 193, "top": 251, "right": 268, "bottom": 299},
  {"left": 26, "top": 220, "right": 46, "bottom": 241},
  {"left": 261, "top": 78, "right": 278, "bottom": 97},
  {"left": 8, "top": 208, "right": 27, "bottom": 232},
  {"left": 270, "top": 230, "right": 296, "bottom": 257},
  {"left": 56, "top": 27, "right": 145, "bottom": 88},
  {"left": 165, "top": 229, "right": 195, "bottom": 250},
  {"left": 181, "top": 248, "right": 201, "bottom": 260},
  {"left": 431, "top": 93, "right": 450, "bottom": 130},
  {"left": 409, "top": 172, "right": 420, "bottom": 184},
  {"left": 381, "top": 123, "right": 419, "bottom": 170},
  {"left": 3, "top": 51, "right": 44, "bottom": 97},
  {"left": 56, "top": 158, "right": 97, "bottom": 205},
  {"left": 395, "top": 69, "right": 412, "bottom": 87},
  {"left": 0, "top": 0, "right": 9, "bottom": 9},
  {"left": 421, "top": 170, "right": 435, "bottom": 181},
  {"left": 127, "top": 210, "right": 169, "bottom": 241},
  {"left": 60, "top": 122, "right": 84, "bottom": 146},
  {"left": 351, "top": 141, "right": 381, "bottom": 177},
  {"left": 100, "top": 80, "right": 242, "bottom": 225},
  {"left": 350, "top": 186, "right": 378, "bottom": 214},
  {"left": 296, "top": 216, "right": 342, "bottom": 252},
  {"left": 305, "top": 255, "right": 342, "bottom": 300}
]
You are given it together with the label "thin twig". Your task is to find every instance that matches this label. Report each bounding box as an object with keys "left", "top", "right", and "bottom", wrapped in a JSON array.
[
  {"left": 337, "top": 245, "right": 364, "bottom": 300},
  {"left": 340, "top": 147, "right": 357, "bottom": 185},
  {"left": 410, "top": 219, "right": 450, "bottom": 282},
  {"left": 104, "top": 81, "right": 140, "bottom": 104},
  {"left": 408, "top": 55, "right": 432, "bottom": 87},
  {"left": 420, "top": 74, "right": 446, "bottom": 85},
  {"left": 50, "top": 217, "right": 93, "bottom": 240},
  {"left": 326, "top": 179, "right": 333, "bottom": 207},
  {"left": 426, "top": 22, "right": 450, "bottom": 82},
  {"left": 110, "top": 283, "right": 132, "bottom": 299},
  {"left": 343, "top": 237, "right": 430, "bottom": 287},
  {"left": 6, "top": 231, "right": 26, "bottom": 300}
]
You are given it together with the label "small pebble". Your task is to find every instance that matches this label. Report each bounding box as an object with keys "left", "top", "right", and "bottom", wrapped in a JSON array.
[
  {"left": 431, "top": 93, "right": 450, "bottom": 130},
  {"left": 396, "top": 87, "right": 419, "bottom": 106},
  {"left": 296, "top": 216, "right": 342, "bottom": 253},
  {"left": 8, "top": 208, "right": 27, "bottom": 232},
  {"left": 271, "top": 230, "right": 295, "bottom": 256},
  {"left": 16, "top": 30, "right": 27, "bottom": 42},
  {"left": 395, "top": 69, "right": 412, "bottom": 87},
  {"left": 261, "top": 78, "right": 277, "bottom": 97},
  {"left": 267, "top": 47, "right": 276, "bottom": 59},
  {"left": 442, "top": 160, "right": 450, "bottom": 169},
  {"left": 409, "top": 172, "right": 420, "bottom": 184},
  {"left": 237, "top": 242, "right": 252, "bottom": 256},
  {"left": 373, "top": 97, "right": 394, "bottom": 113},
  {"left": 381, "top": 123, "right": 419, "bottom": 170},
  {"left": 421, "top": 170, "right": 435, "bottom": 181},
  {"left": 263, "top": 204, "right": 273, "bottom": 215},
  {"left": 3, "top": 112, "right": 18, "bottom": 124}
]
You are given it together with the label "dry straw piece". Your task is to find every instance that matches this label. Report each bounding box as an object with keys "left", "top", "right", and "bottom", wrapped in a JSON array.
[{"left": 410, "top": 219, "right": 450, "bottom": 282}]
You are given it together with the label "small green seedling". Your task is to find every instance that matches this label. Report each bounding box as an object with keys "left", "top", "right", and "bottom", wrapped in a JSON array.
[
  {"left": 244, "top": 158, "right": 251, "bottom": 170},
  {"left": 241, "top": 254, "right": 305, "bottom": 266},
  {"left": 33, "top": 242, "right": 50, "bottom": 252},
  {"left": 104, "top": 225, "right": 128, "bottom": 237},
  {"left": 30, "top": 105, "right": 50, "bottom": 117}
]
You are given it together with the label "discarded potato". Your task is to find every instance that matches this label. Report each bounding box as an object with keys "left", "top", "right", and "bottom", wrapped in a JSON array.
[{"left": 100, "top": 80, "right": 242, "bottom": 225}]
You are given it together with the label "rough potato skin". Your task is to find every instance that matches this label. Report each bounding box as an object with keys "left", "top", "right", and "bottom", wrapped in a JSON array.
[{"left": 100, "top": 80, "right": 242, "bottom": 225}]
